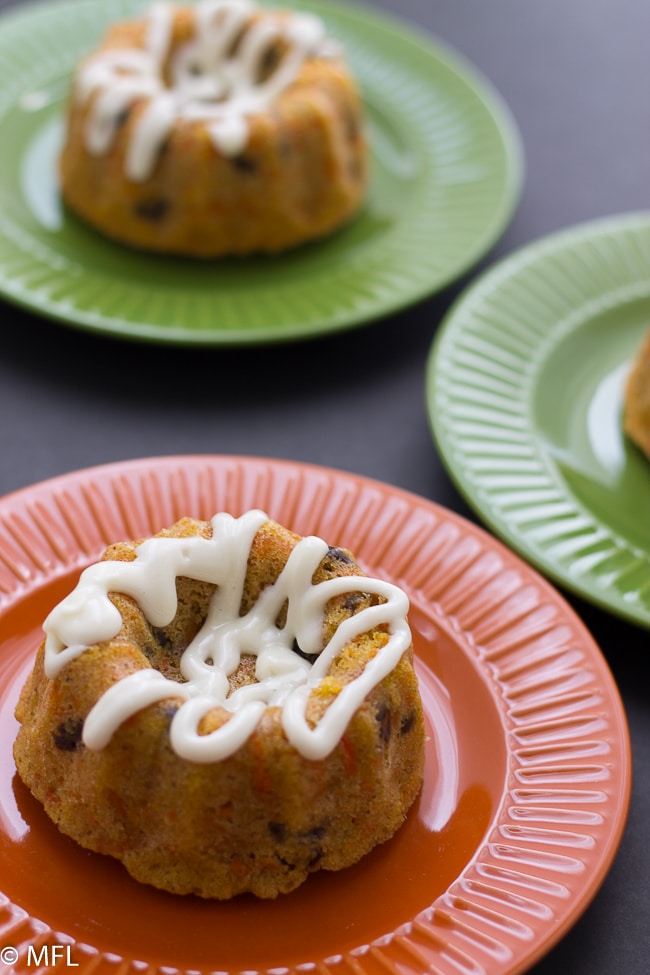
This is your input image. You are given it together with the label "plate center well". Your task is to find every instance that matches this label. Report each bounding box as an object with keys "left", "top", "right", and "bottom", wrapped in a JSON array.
[
  {"left": 533, "top": 296, "right": 650, "bottom": 549},
  {"left": 0, "top": 582, "right": 505, "bottom": 972}
]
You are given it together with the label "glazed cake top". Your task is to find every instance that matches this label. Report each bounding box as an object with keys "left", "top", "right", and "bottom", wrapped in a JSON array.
[
  {"left": 76, "top": 0, "right": 344, "bottom": 180},
  {"left": 44, "top": 510, "right": 412, "bottom": 761}
]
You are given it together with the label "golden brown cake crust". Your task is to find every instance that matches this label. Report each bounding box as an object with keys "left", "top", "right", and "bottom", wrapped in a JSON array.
[
  {"left": 14, "top": 516, "right": 425, "bottom": 899},
  {"left": 624, "top": 325, "right": 650, "bottom": 459},
  {"left": 59, "top": 4, "right": 368, "bottom": 257}
]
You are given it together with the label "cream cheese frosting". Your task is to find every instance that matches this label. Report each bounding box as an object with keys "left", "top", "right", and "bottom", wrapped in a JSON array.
[
  {"left": 76, "top": 0, "right": 341, "bottom": 181},
  {"left": 43, "top": 510, "right": 412, "bottom": 762}
]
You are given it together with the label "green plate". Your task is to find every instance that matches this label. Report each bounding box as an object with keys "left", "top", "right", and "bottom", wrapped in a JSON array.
[
  {"left": 427, "top": 211, "right": 650, "bottom": 628},
  {"left": 0, "top": 0, "right": 522, "bottom": 346}
]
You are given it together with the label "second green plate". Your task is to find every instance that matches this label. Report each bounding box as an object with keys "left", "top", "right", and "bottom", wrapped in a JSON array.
[
  {"left": 427, "top": 211, "right": 650, "bottom": 629},
  {"left": 0, "top": 0, "right": 522, "bottom": 345}
]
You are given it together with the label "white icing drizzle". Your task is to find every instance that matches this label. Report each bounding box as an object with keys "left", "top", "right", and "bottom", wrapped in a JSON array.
[
  {"left": 43, "top": 511, "right": 412, "bottom": 762},
  {"left": 76, "top": 0, "right": 340, "bottom": 181}
]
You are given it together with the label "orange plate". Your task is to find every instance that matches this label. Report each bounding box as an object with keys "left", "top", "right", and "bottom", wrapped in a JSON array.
[{"left": 0, "top": 456, "right": 631, "bottom": 975}]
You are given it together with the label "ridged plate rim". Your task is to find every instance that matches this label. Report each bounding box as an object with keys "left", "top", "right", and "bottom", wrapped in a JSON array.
[
  {"left": 0, "top": 454, "right": 631, "bottom": 975},
  {"left": 0, "top": 0, "right": 522, "bottom": 346},
  {"left": 426, "top": 210, "right": 650, "bottom": 629}
]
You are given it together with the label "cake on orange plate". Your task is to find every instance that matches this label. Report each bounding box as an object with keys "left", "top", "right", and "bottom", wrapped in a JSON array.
[
  {"left": 14, "top": 510, "right": 425, "bottom": 899},
  {"left": 59, "top": 0, "right": 368, "bottom": 256}
]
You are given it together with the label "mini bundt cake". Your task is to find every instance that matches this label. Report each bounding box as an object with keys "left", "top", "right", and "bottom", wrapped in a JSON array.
[
  {"left": 14, "top": 510, "right": 425, "bottom": 899},
  {"left": 59, "top": 0, "right": 368, "bottom": 256},
  {"left": 624, "top": 325, "right": 650, "bottom": 460}
]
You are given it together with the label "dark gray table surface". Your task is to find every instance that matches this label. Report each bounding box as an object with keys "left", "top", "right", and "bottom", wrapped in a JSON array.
[{"left": 0, "top": 0, "right": 648, "bottom": 973}]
